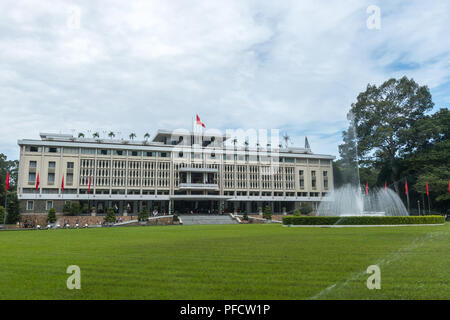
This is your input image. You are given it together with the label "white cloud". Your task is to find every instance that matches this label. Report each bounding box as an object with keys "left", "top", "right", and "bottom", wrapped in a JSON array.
[{"left": 0, "top": 0, "right": 448, "bottom": 160}]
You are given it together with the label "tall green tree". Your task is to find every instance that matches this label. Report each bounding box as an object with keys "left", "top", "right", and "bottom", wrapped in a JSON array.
[{"left": 340, "top": 77, "right": 434, "bottom": 194}]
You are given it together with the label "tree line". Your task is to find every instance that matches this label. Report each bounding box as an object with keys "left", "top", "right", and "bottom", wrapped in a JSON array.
[{"left": 334, "top": 76, "right": 449, "bottom": 214}]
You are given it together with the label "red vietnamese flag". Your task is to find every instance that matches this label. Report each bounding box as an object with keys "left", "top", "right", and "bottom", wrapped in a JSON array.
[
  {"left": 88, "top": 176, "right": 91, "bottom": 194},
  {"left": 384, "top": 181, "right": 387, "bottom": 193},
  {"left": 405, "top": 179, "right": 408, "bottom": 195},
  {"left": 5, "top": 171, "right": 9, "bottom": 191},
  {"left": 426, "top": 181, "right": 429, "bottom": 196},
  {"left": 196, "top": 114, "right": 206, "bottom": 128},
  {"left": 36, "top": 172, "right": 40, "bottom": 190},
  {"left": 61, "top": 175, "right": 64, "bottom": 192},
  {"left": 365, "top": 181, "right": 368, "bottom": 195},
  {"left": 448, "top": 181, "right": 450, "bottom": 193}
]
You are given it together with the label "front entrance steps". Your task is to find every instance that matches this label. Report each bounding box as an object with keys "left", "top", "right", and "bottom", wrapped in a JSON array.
[{"left": 178, "top": 214, "right": 238, "bottom": 225}]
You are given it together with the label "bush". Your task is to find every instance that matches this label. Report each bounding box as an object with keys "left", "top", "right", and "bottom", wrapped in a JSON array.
[
  {"left": 82, "top": 203, "right": 89, "bottom": 214},
  {"left": 70, "top": 201, "right": 81, "bottom": 215},
  {"left": 0, "top": 206, "right": 5, "bottom": 223},
  {"left": 282, "top": 215, "right": 445, "bottom": 226},
  {"left": 138, "top": 205, "right": 149, "bottom": 222},
  {"left": 299, "top": 203, "right": 313, "bottom": 215},
  {"left": 63, "top": 202, "right": 72, "bottom": 215},
  {"left": 173, "top": 214, "right": 179, "bottom": 222},
  {"left": 263, "top": 205, "right": 272, "bottom": 220},
  {"left": 104, "top": 207, "right": 116, "bottom": 223},
  {"left": 47, "top": 208, "right": 57, "bottom": 223},
  {"left": 5, "top": 192, "right": 20, "bottom": 224},
  {"left": 242, "top": 211, "right": 249, "bottom": 221},
  {"left": 293, "top": 209, "right": 301, "bottom": 216}
]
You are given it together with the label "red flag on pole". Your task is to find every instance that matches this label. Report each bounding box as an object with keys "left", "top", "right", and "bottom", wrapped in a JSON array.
[
  {"left": 88, "top": 176, "right": 91, "bottom": 194},
  {"left": 405, "top": 179, "right": 408, "bottom": 195},
  {"left": 5, "top": 171, "right": 9, "bottom": 191},
  {"left": 426, "top": 181, "right": 429, "bottom": 196},
  {"left": 365, "top": 181, "right": 368, "bottom": 195},
  {"left": 384, "top": 181, "right": 387, "bottom": 193},
  {"left": 448, "top": 181, "right": 450, "bottom": 193},
  {"left": 36, "top": 172, "right": 40, "bottom": 190},
  {"left": 196, "top": 114, "right": 206, "bottom": 128},
  {"left": 61, "top": 175, "right": 64, "bottom": 192}
]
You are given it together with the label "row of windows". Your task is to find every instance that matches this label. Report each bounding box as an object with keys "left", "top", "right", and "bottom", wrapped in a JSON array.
[{"left": 24, "top": 146, "right": 331, "bottom": 165}]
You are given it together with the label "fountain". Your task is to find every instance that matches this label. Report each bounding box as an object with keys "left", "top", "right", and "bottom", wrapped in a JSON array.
[
  {"left": 317, "top": 184, "right": 409, "bottom": 217},
  {"left": 318, "top": 112, "right": 409, "bottom": 217}
]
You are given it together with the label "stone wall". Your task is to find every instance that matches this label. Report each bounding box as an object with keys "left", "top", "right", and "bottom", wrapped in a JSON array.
[
  {"left": 19, "top": 214, "right": 173, "bottom": 227},
  {"left": 20, "top": 214, "right": 137, "bottom": 226}
]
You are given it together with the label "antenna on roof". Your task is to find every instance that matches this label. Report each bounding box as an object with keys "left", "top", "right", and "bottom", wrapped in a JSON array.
[
  {"left": 305, "top": 136, "right": 310, "bottom": 150},
  {"left": 282, "top": 133, "right": 290, "bottom": 148}
]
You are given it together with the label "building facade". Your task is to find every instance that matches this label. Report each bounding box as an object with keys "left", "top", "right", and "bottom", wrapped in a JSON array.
[{"left": 17, "top": 131, "right": 334, "bottom": 216}]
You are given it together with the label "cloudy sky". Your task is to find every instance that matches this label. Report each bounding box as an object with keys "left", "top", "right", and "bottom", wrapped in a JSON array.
[{"left": 0, "top": 0, "right": 449, "bottom": 160}]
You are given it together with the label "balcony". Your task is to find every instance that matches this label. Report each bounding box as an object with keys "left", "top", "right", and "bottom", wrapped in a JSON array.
[
  {"left": 178, "top": 183, "right": 219, "bottom": 190},
  {"left": 178, "top": 167, "right": 218, "bottom": 173}
]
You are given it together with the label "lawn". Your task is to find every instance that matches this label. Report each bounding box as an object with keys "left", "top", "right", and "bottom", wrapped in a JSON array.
[{"left": 0, "top": 223, "right": 448, "bottom": 299}]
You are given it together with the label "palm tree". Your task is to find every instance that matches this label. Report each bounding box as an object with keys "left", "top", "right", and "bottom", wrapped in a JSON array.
[
  {"left": 108, "top": 131, "right": 115, "bottom": 139},
  {"left": 93, "top": 132, "right": 100, "bottom": 139},
  {"left": 144, "top": 132, "right": 150, "bottom": 141},
  {"left": 78, "top": 132, "right": 85, "bottom": 138},
  {"left": 129, "top": 133, "right": 136, "bottom": 140}
]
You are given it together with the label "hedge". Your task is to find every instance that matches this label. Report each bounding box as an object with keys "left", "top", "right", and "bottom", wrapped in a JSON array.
[{"left": 282, "top": 215, "right": 445, "bottom": 225}]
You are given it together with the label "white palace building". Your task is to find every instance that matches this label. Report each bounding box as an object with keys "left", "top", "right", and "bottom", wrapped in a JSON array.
[{"left": 17, "top": 128, "right": 335, "bottom": 216}]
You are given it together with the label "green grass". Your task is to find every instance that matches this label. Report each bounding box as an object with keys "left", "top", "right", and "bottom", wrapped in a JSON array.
[{"left": 0, "top": 223, "right": 448, "bottom": 299}]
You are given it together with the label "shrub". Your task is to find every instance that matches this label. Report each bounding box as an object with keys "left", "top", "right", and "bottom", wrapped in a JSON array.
[
  {"left": 138, "top": 205, "right": 149, "bottom": 222},
  {"left": 173, "top": 215, "right": 179, "bottom": 222},
  {"left": 104, "top": 207, "right": 116, "bottom": 223},
  {"left": 70, "top": 202, "right": 81, "bottom": 216},
  {"left": 242, "top": 211, "right": 249, "bottom": 221},
  {"left": 299, "top": 203, "right": 313, "bottom": 215},
  {"left": 282, "top": 215, "right": 445, "bottom": 226},
  {"left": 82, "top": 203, "right": 89, "bottom": 214},
  {"left": 0, "top": 206, "right": 5, "bottom": 223},
  {"left": 63, "top": 202, "right": 72, "bottom": 215},
  {"left": 47, "top": 208, "right": 57, "bottom": 223},
  {"left": 263, "top": 205, "right": 272, "bottom": 220}
]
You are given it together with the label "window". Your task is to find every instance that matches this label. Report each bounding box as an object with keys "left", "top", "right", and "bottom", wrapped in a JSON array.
[
  {"left": 45, "top": 147, "right": 60, "bottom": 153},
  {"left": 67, "top": 162, "right": 74, "bottom": 169},
  {"left": 159, "top": 152, "right": 169, "bottom": 158},
  {"left": 28, "top": 172, "right": 36, "bottom": 182},
  {"left": 299, "top": 170, "right": 305, "bottom": 189},
  {"left": 113, "top": 150, "right": 124, "bottom": 156},
  {"left": 98, "top": 149, "right": 110, "bottom": 155},
  {"left": 144, "top": 152, "right": 154, "bottom": 157},
  {"left": 29, "top": 161, "right": 37, "bottom": 168},
  {"left": 46, "top": 201, "right": 53, "bottom": 211},
  {"left": 27, "top": 201, "right": 34, "bottom": 210},
  {"left": 311, "top": 170, "right": 316, "bottom": 189},
  {"left": 67, "top": 173, "right": 74, "bottom": 184},
  {"left": 63, "top": 147, "right": 79, "bottom": 154},
  {"left": 48, "top": 161, "right": 56, "bottom": 168},
  {"left": 284, "top": 157, "right": 295, "bottom": 163},
  {"left": 28, "top": 146, "right": 39, "bottom": 152},
  {"left": 129, "top": 151, "right": 141, "bottom": 157},
  {"left": 81, "top": 148, "right": 96, "bottom": 155},
  {"left": 48, "top": 173, "right": 55, "bottom": 184},
  {"left": 323, "top": 171, "right": 328, "bottom": 177}
]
